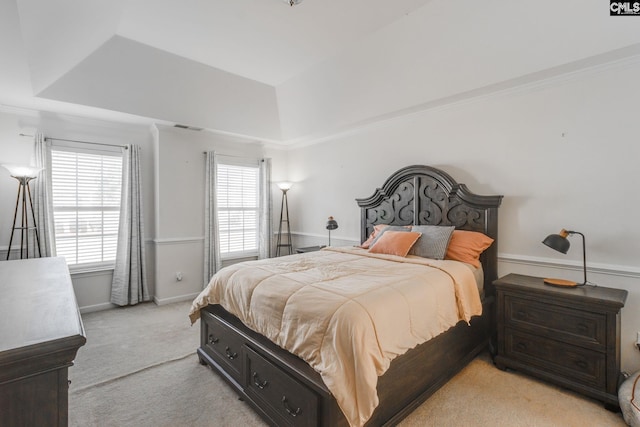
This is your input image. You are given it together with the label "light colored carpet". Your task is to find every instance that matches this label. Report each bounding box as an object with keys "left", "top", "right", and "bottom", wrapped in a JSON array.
[
  {"left": 69, "top": 301, "right": 627, "bottom": 427},
  {"left": 400, "top": 354, "right": 625, "bottom": 427},
  {"left": 70, "top": 354, "right": 265, "bottom": 427},
  {"left": 70, "top": 301, "right": 200, "bottom": 391}
]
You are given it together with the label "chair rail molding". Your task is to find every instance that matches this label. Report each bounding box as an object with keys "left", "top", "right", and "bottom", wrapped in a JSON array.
[
  {"left": 290, "top": 230, "right": 359, "bottom": 243},
  {"left": 498, "top": 253, "right": 640, "bottom": 279}
]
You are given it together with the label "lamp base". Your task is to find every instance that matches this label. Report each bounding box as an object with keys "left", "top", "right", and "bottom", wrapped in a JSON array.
[{"left": 543, "top": 278, "right": 578, "bottom": 288}]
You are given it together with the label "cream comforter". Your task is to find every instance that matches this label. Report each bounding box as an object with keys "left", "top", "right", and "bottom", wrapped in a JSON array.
[{"left": 189, "top": 246, "right": 482, "bottom": 427}]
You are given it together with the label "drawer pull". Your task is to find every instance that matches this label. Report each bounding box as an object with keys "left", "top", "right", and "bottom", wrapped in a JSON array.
[
  {"left": 577, "top": 323, "right": 589, "bottom": 334},
  {"left": 516, "top": 342, "right": 527, "bottom": 351},
  {"left": 225, "top": 346, "right": 238, "bottom": 360},
  {"left": 252, "top": 372, "right": 269, "bottom": 389},
  {"left": 575, "top": 360, "right": 588, "bottom": 369},
  {"left": 282, "top": 396, "right": 302, "bottom": 417},
  {"left": 208, "top": 334, "right": 219, "bottom": 344},
  {"left": 516, "top": 310, "right": 527, "bottom": 318}
]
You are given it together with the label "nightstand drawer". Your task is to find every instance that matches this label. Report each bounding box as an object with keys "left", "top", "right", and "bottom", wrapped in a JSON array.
[
  {"left": 505, "top": 329, "right": 606, "bottom": 389},
  {"left": 504, "top": 295, "right": 606, "bottom": 350},
  {"left": 201, "top": 310, "right": 244, "bottom": 382}
]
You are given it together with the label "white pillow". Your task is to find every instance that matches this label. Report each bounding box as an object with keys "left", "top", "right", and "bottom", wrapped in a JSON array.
[{"left": 620, "top": 370, "right": 640, "bottom": 427}]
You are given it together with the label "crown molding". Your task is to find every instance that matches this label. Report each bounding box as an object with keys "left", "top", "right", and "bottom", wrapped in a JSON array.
[{"left": 280, "top": 46, "right": 640, "bottom": 150}]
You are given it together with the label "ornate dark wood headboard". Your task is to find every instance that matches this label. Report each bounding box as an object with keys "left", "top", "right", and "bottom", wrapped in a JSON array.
[{"left": 356, "top": 165, "right": 503, "bottom": 293}]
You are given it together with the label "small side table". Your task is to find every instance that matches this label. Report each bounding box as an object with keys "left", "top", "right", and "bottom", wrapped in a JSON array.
[
  {"left": 295, "top": 246, "right": 325, "bottom": 254},
  {"left": 493, "top": 273, "right": 627, "bottom": 409}
]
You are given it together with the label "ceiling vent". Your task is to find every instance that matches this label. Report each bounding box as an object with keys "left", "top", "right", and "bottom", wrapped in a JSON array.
[{"left": 173, "top": 124, "right": 203, "bottom": 131}]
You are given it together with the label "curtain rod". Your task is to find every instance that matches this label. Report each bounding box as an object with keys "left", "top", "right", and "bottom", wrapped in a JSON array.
[
  {"left": 19, "top": 133, "right": 128, "bottom": 149},
  {"left": 202, "top": 152, "right": 263, "bottom": 160}
]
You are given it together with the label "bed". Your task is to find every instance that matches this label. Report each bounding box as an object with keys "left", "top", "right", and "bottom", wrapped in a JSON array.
[{"left": 190, "top": 165, "right": 502, "bottom": 426}]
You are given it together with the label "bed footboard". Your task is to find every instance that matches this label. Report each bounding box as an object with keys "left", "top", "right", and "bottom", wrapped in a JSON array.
[{"left": 198, "top": 304, "right": 347, "bottom": 427}]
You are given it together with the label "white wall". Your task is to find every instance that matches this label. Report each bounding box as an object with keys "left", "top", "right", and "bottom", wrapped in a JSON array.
[
  {"left": 277, "top": 0, "right": 640, "bottom": 141},
  {"left": 0, "top": 109, "right": 286, "bottom": 313},
  {"left": 280, "top": 58, "right": 640, "bottom": 373},
  {"left": 152, "top": 125, "right": 287, "bottom": 304},
  {"left": 0, "top": 108, "right": 155, "bottom": 312}
]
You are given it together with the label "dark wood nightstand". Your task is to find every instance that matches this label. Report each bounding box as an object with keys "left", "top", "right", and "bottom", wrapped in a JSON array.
[
  {"left": 295, "top": 245, "right": 325, "bottom": 253},
  {"left": 493, "top": 273, "right": 627, "bottom": 409}
]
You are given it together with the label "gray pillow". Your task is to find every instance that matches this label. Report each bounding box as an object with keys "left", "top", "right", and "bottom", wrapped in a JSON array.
[
  {"left": 369, "top": 225, "right": 411, "bottom": 248},
  {"left": 409, "top": 225, "right": 455, "bottom": 260}
]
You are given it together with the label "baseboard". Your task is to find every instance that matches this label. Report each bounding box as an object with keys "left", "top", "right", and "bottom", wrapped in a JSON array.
[
  {"left": 153, "top": 292, "right": 201, "bottom": 306},
  {"left": 79, "top": 302, "right": 117, "bottom": 314},
  {"left": 79, "top": 294, "right": 199, "bottom": 313}
]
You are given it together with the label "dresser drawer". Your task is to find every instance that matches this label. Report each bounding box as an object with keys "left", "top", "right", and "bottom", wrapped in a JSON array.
[
  {"left": 201, "top": 310, "right": 244, "bottom": 382},
  {"left": 505, "top": 328, "right": 606, "bottom": 389},
  {"left": 245, "top": 346, "right": 318, "bottom": 427},
  {"left": 504, "top": 295, "right": 606, "bottom": 350}
]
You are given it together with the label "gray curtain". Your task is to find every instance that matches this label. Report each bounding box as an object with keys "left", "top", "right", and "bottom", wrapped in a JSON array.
[
  {"left": 32, "top": 131, "right": 56, "bottom": 257},
  {"left": 111, "top": 144, "right": 149, "bottom": 306},
  {"left": 258, "top": 158, "right": 272, "bottom": 259},
  {"left": 203, "top": 151, "right": 221, "bottom": 288}
]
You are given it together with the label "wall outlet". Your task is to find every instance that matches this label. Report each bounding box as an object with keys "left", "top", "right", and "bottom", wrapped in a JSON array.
[{"left": 176, "top": 272, "right": 183, "bottom": 281}]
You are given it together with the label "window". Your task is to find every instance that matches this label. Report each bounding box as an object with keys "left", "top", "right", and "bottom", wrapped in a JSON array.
[
  {"left": 50, "top": 147, "right": 123, "bottom": 268},
  {"left": 217, "top": 162, "right": 259, "bottom": 258}
]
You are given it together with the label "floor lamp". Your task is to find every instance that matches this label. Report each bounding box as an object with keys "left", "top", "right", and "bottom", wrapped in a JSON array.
[
  {"left": 3, "top": 164, "right": 43, "bottom": 260},
  {"left": 276, "top": 182, "right": 292, "bottom": 256}
]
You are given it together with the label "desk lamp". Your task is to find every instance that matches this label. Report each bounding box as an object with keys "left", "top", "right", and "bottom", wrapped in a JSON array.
[{"left": 542, "top": 229, "right": 587, "bottom": 287}]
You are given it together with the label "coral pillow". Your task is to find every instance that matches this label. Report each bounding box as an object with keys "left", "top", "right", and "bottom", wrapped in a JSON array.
[
  {"left": 445, "top": 230, "right": 494, "bottom": 268},
  {"left": 360, "top": 224, "right": 388, "bottom": 249},
  {"left": 369, "top": 231, "right": 422, "bottom": 257},
  {"left": 368, "top": 225, "right": 412, "bottom": 247},
  {"left": 360, "top": 224, "right": 411, "bottom": 249}
]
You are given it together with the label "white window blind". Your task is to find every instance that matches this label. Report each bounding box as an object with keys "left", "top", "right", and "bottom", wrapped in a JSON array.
[
  {"left": 217, "top": 163, "right": 259, "bottom": 258},
  {"left": 51, "top": 148, "right": 123, "bottom": 268}
]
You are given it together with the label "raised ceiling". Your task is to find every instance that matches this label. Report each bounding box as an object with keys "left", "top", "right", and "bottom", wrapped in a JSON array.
[
  {"left": 115, "top": 0, "right": 434, "bottom": 86},
  {"left": 2, "top": 0, "right": 640, "bottom": 143},
  {"left": 3, "top": 0, "right": 433, "bottom": 140}
]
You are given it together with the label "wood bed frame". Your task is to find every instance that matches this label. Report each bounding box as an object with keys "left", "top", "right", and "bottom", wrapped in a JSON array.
[{"left": 197, "top": 165, "right": 503, "bottom": 426}]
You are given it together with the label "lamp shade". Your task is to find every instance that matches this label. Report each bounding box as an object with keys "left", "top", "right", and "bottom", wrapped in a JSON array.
[
  {"left": 326, "top": 216, "right": 338, "bottom": 230},
  {"left": 1, "top": 164, "right": 42, "bottom": 179},
  {"left": 277, "top": 182, "right": 292, "bottom": 191},
  {"left": 542, "top": 229, "right": 570, "bottom": 254}
]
